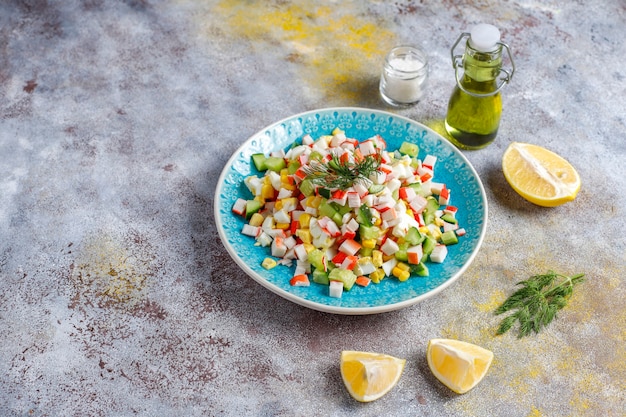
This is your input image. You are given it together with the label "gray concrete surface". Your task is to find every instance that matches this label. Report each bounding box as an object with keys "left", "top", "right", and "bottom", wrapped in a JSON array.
[{"left": 1, "top": 1, "right": 624, "bottom": 416}]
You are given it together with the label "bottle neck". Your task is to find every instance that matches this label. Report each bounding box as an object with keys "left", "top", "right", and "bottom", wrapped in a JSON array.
[{"left": 462, "top": 44, "right": 502, "bottom": 83}]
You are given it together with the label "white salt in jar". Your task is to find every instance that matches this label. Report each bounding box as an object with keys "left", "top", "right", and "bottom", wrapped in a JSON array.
[{"left": 379, "top": 46, "right": 429, "bottom": 106}]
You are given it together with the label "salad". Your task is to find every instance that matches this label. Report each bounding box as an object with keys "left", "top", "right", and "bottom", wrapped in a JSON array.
[{"left": 232, "top": 128, "right": 464, "bottom": 298}]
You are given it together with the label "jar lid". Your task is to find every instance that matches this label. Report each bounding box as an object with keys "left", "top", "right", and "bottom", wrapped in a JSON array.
[{"left": 469, "top": 24, "right": 501, "bottom": 52}]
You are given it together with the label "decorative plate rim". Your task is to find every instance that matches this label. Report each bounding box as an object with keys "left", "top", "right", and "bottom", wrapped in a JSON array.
[{"left": 214, "top": 107, "right": 488, "bottom": 315}]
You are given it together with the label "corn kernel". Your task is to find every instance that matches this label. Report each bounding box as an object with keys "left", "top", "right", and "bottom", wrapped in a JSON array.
[
  {"left": 373, "top": 216, "right": 382, "bottom": 226},
  {"left": 275, "top": 200, "right": 283, "bottom": 210},
  {"left": 280, "top": 168, "right": 289, "bottom": 176},
  {"left": 249, "top": 213, "right": 264, "bottom": 227},
  {"left": 303, "top": 243, "right": 315, "bottom": 253},
  {"left": 299, "top": 213, "right": 311, "bottom": 229},
  {"left": 434, "top": 217, "right": 444, "bottom": 227},
  {"left": 406, "top": 209, "right": 414, "bottom": 217},
  {"left": 398, "top": 271, "right": 410, "bottom": 281},
  {"left": 362, "top": 239, "right": 376, "bottom": 249},
  {"left": 370, "top": 268, "right": 385, "bottom": 284},
  {"left": 281, "top": 197, "right": 298, "bottom": 208},
  {"left": 396, "top": 262, "right": 410, "bottom": 272},
  {"left": 275, "top": 222, "right": 290, "bottom": 230},
  {"left": 372, "top": 250, "right": 383, "bottom": 267},
  {"left": 419, "top": 226, "right": 430, "bottom": 234},
  {"left": 392, "top": 267, "right": 410, "bottom": 281},
  {"left": 262, "top": 258, "right": 277, "bottom": 270},
  {"left": 295, "top": 229, "right": 312, "bottom": 244},
  {"left": 261, "top": 184, "right": 274, "bottom": 200},
  {"left": 254, "top": 196, "right": 265, "bottom": 204},
  {"left": 307, "top": 195, "right": 322, "bottom": 208},
  {"left": 382, "top": 253, "right": 395, "bottom": 262}
]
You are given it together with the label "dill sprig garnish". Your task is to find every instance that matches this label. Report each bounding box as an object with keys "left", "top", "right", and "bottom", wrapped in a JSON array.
[
  {"left": 495, "top": 271, "right": 585, "bottom": 338},
  {"left": 303, "top": 153, "right": 381, "bottom": 190}
]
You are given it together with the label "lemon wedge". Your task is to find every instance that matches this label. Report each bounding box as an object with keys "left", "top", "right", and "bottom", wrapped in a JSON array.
[
  {"left": 502, "top": 142, "right": 581, "bottom": 207},
  {"left": 340, "top": 350, "right": 406, "bottom": 402},
  {"left": 426, "top": 339, "right": 493, "bottom": 394}
]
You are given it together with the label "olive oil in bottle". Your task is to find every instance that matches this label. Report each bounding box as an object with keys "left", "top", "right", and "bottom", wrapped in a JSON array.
[{"left": 445, "top": 24, "right": 515, "bottom": 149}]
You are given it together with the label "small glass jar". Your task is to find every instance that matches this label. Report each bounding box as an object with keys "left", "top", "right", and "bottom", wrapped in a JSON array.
[{"left": 379, "top": 45, "right": 429, "bottom": 107}]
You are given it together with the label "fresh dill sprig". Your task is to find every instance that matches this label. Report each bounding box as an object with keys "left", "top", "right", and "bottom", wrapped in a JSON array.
[
  {"left": 495, "top": 270, "right": 585, "bottom": 338},
  {"left": 303, "top": 153, "right": 381, "bottom": 190}
]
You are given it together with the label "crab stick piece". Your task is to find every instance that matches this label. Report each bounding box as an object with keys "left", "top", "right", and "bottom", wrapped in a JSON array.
[
  {"left": 294, "top": 244, "right": 309, "bottom": 261},
  {"left": 241, "top": 224, "right": 261, "bottom": 237},
  {"left": 232, "top": 198, "right": 247, "bottom": 216},
  {"left": 407, "top": 245, "right": 423, "bottom": 265},
  {"left": 271, "top": 236, "right": 287, "bottom": 258},
  {"left": 339, "top": 239, "right": 362, "bottom": 256},
  {"left": 355, "top": 276, "right": 371, "bottom": 287},
  {"left": 347, "top": 191, "right": 362, "bottom": 208},
  {"left": 329, "top": 280, "right": 344, "bottom": 298},
  {"left": 256, "top": 232, "right": 273, "bottom": 247},
  {"left": 399, "top": 187, "right": 417, "bottom": 202},
  {"left": 439, "top": 185, "right": 451, "bottom": 206},
  {"left": 358, "top": 139, "right": 377, "bottom": 156},
  {"left": 381, "top": 257, "right": 398, "bottom": 277},
  {"left": 422, "top": 154, "right": 437, "bottom": 170},
  {"left": 444, "top": 205, "right": 458, "bottom": 217},
  {"left": 380, "top": 207, "right": 398, "bottom": 222},
  {"left": 341, "top": 255, "right": 359, "bottom": 270},
  {"left": 380, "top": 238, "right": 399, "bottom": 256},
  {"left": 290, "top": 274, "right": 310, "bottom": 287},
  {"left": 430, "top": 244, "right": 448, "bottom": 263},
  {"left": 353, "top": 182, "right": 370, "bottom": 198}
]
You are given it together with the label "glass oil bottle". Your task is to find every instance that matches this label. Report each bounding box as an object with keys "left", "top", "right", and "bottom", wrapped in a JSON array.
[{"left": 444, "top": 24, "right": 515, "bottom": 149}]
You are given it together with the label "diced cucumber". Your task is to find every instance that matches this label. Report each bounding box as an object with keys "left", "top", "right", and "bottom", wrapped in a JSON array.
[
  {"left": 359, "top": 224, "right": 380, "bottom": 240},
  {"left": 264, "top": 156, "right": 286, "bottom": 172},
  {"left": 368, "top": 184, "right": 385, "bottom": 194},
  {"left": 309, "top": 151, "right": 324, "bottom": 161},
  {"left": 287, "top": 159, "right": 301, "bottom": 174},
  {"left": 245, "top": 199, "right": 263, "bottom": 219},
  {"left": 408, "top": 182, "right": 424, "bottom": 195},
  {"left": 422, "top": 236, "right": 436, "bottom": 257},
  {"left": 312, "top": 269, "right": 330, "bottom": 285},
  {"left": 399, "top": 141, "right": 419, "bottom": 157},
  {"left": 251, "top": 153, "right": 268, "bottom": 171},
  {"left": 395, "top": 243, "right": 409, "bottom": 262},
  {"left": 441, "top": 230, "right": 458, "bottom": 246},
  {"left": 299, "top": 178, "right": 315, "bottom": 197},
  {"left": 423, "top": 196, "right": 440, "bottom": 225},
  {"left": 308, "top": 249, "right": 326, "bottom": 271},
  {"left": 356, "top": 204, "right": 373, "bottom": 226},
  {"left": 337, "top": 203, "right": 352, "bottom": 216},
  {"left": 318, "top": 200, "right": 338, "bottom": 219},
  {"left": 328, "top": 268, "right": 357, "bottom": 291},
  {"left": 317, "top": 188, "right": 331, "bottom": 199},
  {"left": 411, "top": 262, "right": 429, "bottom": 277},
  {"left": 405, "top": 227, "right": 425, "bottom": 246},
  {"left": 441, "top": 213, "right": 458, "bottom": 224}
]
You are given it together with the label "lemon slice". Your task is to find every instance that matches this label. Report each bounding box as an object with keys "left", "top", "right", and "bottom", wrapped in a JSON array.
[
  {"left": 502, "top": 142, "right": 581, "bottom": 207},
  {"left": 426, "top": 339, "right": 493, "bottom": 394},
  {"left": 340, "top": 350, "right": 406, "bottom": 402}
]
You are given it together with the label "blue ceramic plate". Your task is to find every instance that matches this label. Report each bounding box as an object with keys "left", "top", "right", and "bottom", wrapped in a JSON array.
[{"left": 215, "top": 108, "right": 487, "bottom": 314}]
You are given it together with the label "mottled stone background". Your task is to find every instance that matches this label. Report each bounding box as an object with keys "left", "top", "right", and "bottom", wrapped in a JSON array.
[{"left": 0, "top": 1, "right": 624, "bottom": 416}]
